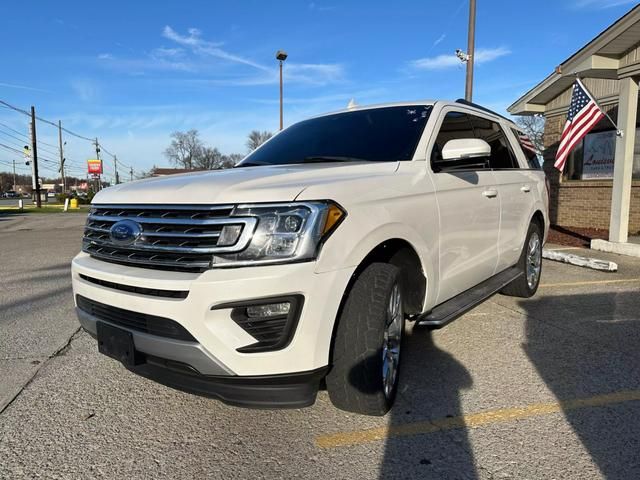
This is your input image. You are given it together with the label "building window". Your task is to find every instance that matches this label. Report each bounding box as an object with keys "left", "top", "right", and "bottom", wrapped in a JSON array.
[{"left": 562, "top": 128, "right": 640, "bottom": 181}]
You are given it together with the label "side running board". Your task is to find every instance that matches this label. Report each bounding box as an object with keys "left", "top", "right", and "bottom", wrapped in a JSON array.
[{"left": 415, "top": 266, "right": 522, "bottom": 329}]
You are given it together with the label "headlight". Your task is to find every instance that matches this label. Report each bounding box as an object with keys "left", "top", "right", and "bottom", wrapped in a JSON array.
[{"left": 211, "top": 201, "right": 345, "bottom": 267}]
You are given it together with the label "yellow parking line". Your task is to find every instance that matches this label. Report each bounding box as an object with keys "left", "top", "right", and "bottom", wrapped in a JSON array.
[
  {"left": 315, "top": 390, "right": 640, "bottom": 449},
  {"left": 539, "top": 278, "right": 640, "bottom": 288}
]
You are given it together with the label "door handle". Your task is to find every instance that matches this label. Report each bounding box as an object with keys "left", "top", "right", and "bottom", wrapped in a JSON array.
[
  {"left": 482, "top": 189, "right": 498, "bottom": 198},
  {"left": 520, "top": 185, "right": 531, "bottom": 193}
]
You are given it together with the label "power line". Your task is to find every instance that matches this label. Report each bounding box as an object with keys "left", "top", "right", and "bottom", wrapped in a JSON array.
[
  {"left": 0, "top": 122, "right": 30, "bottom": 142},
  {"left": 0, "top": 142, "right": 24, "bottom": 156},
  {"left": 0, "top": 98, "right": 121, "bottom": 161},
  {"left": 0, "top": 122, "right": 61, "bottom": 151},
  {"left": 0, "top": 133, "right": 28, "bottom": 151}
]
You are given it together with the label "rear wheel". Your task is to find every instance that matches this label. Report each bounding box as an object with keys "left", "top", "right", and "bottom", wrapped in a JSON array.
[
  {"left": 326, "top": 263, "right": 404, "bottom": 416},
  {"left": 501, "top": 221, "right": 543, "bottom": 298}
]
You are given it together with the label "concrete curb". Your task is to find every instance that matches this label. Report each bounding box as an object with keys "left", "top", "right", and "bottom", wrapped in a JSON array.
[
  {"left": 591, "top": 239, "right": 640, "bottom": 258},
  {"left": 542, "top": 249, "right": 618, "bottom": 272}
]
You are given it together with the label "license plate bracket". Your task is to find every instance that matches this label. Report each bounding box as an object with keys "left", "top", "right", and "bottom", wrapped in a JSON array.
[{"left": 97, "top": 322, "right": 141, "bottom": 367}]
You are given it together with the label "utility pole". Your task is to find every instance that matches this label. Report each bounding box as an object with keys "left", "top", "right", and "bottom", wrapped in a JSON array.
[
  {"left": 130, "top": 167, "right": 133, "bottom": 182},
  {"left": 12, "top": 159, "right": 16, "bottom": 189},
  {"left": 30, "top": 106, "right": 42, "bottom": 208},
  {"left": 464, "top": 0, "right": 477, "bottom": 102},
  {"left": 94, "top": 137, "right": 101, "bottom": 191},
  {"left": 114, "top": 155, "right": 119, "bottom": 185},
  {"left": 58, "top": 120, "right": 66, "bottom": 194}
]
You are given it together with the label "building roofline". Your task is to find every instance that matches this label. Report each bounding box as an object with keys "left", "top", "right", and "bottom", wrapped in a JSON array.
[{"left": 508, "top": 4, "right": 640, "bottom": 115}]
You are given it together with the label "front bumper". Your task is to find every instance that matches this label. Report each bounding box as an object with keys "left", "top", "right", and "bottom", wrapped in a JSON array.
[
  {"left": 78, "top": 308, "right": 326, "bottom": 407},
  {"left": 71, "top": 253, "right": 354, "bottom": 379}
]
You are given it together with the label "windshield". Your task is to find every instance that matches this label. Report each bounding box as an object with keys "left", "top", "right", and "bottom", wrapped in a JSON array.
[{"left": 237, "top": 105, "right": 432, "bottom": 166}]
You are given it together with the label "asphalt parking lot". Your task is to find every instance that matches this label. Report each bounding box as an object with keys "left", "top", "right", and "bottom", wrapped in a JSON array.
[{"left": 1, "top": 214, "right": 640, "bottom": 479}]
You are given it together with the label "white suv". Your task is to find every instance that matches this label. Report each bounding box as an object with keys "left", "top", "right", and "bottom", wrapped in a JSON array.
[{"left": 71, "top": 100, "right": 548, "bottom": 415}]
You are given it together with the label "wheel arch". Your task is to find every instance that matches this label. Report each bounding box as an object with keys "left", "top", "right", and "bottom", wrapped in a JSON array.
[
  {"left": 348, "top": 239, "right": 427, "bottom": 316},
  {"left": 531, "top": 209, "right": 545, "bottom": 231},
  {"left": 326, "top": 237, "right": 428, "bottom": 372}
]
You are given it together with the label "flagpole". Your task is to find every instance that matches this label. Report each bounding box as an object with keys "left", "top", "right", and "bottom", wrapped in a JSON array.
[{"left": 574, "top": 74, "right": 623, "bottom": 137}]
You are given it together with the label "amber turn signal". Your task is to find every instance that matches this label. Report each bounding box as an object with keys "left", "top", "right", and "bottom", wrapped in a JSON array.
[{"left": 322, "top": 204, "right": 345, "bottom": 236}]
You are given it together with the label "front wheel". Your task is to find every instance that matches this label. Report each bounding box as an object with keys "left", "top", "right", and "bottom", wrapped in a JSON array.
[
  {"left": 501, "top": 221, "right": 543, "bottom": 298},
  {"left": 326, "top": 263, "right": 404, "bottom": 416}
]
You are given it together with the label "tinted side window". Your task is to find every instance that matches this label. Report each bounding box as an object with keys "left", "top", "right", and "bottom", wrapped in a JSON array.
[
  {"left": 470, "top": 116, "right": 518, "bottom": 169},
  {"left": 511, "top": 128, "right": 542, "bottom": 169},
  {"left": 431, "top": 112, "right": 488, "bottom": 171}
]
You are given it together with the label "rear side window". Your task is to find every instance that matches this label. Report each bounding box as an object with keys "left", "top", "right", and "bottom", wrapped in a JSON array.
[
  {"left": 431, "top": 112, "right": 489, "bottom": 171},
  {"left": 511, "top": 128, "right": 542, "bottom": 169},
  {"left": 469, "top": 116, "right": 518, "bottom": 169}
]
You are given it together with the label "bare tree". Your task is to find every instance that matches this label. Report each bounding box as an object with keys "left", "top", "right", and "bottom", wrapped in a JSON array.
[
  {"left": 515, "top": 115, "right": 545, "bottom": 153},
  {"left": 164, "top": 130, "right": 204, "bottom": 169},
  {"left": 246, "top": 130, "right": 273, "bottom": 152},
  {"left": 224, "top": 153, "right": 244, "bottom": 167},
  {"left": 135, "top": 165, "right": 158, "bottom": 179},
  {"left": 195, "top": 147, "right": 223, "bottom": 170}
]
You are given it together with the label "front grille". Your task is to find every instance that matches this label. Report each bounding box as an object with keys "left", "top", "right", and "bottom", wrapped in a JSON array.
[
  {"left": 82, "top": 204, "right": 256, "bottom": 271},
  {"left": 77, "top": 295, "right": 196, "bottom": 342}
]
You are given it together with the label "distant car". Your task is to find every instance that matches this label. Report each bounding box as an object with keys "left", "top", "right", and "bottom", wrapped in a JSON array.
[
  {"left": 47, "top": 191, "right": 57, "bottom": 198},
  {"left": 4, "top": 191, "right": 19, "bottom": 198}
]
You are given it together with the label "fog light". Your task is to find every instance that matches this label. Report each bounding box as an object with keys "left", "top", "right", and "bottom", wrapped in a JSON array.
[{"left": 246, "top": 302, "right": 291, "bottom": 318}]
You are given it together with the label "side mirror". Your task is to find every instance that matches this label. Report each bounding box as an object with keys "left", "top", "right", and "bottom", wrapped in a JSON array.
[{"left": 441, "top": 138, "right": 491, "bottom": 161}]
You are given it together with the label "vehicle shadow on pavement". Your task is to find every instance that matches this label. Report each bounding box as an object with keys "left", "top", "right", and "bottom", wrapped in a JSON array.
[
  {"left": 378, "top": 327, "right": 478, "bottom": 479},
  {"left": 520, "top": 291, "right": 640, "bottom": 479}
]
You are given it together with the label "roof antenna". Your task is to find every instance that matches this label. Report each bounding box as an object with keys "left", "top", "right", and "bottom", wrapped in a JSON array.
[{"left": 347, "top": 98, "right": 357, "bottom": 109}]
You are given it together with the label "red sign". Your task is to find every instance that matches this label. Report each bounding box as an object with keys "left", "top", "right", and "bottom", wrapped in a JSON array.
[{"left": 87, "top": 159, "right": 103, "bottom": 174}]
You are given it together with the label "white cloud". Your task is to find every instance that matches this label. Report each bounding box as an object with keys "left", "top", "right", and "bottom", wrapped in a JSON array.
[
  {"left": 474, "top": 47, "right": 512, "bottom": 63},
  {"left": 151, "top": 47, "right": 185, "bottom": 59},
  {"left": 162, "top": 26, "right": 268, "bottom": 71},
  {"left": 309, "top": 2, "right": 336, "bottom": 11},
  {"left": 98, "top": 53, "right": 113, "bottom": 60},
  {"left": 574, "top": 0, "right": 636, "bottom": 8},
  {"left": 0, "top": 82, "right": 48, "bottom": 93},
  {"left": 285, "top": 63, "right": 345, "bottom": 85},
  {"left": 410, "top": 47, "right": 511, "bottom": 70},
  {"left": 71, "top": 79, "right": 101, "bottom": 102}
]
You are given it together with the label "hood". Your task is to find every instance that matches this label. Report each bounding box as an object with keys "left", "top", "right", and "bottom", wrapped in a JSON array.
[{"left": 92, "top": 162, "right": 399, "bottom": 205}]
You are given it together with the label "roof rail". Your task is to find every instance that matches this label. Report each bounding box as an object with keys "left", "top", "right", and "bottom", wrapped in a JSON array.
[{"left": 454, "top": 99, "right": 511, "bottom": 122}]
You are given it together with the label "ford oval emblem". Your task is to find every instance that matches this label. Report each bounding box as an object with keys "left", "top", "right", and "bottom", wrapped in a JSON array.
[{"left": 109, "top": 219, "right": 143, "bottom": 246}]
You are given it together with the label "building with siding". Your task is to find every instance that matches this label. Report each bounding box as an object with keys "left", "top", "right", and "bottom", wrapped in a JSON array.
[{"left": 508, "top": 5, "right": 640, "bottom": 252}]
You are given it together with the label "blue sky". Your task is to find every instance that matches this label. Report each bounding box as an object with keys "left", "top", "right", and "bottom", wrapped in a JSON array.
[{"left": 0, "top": 0, "right": 637, "bottom": 181}]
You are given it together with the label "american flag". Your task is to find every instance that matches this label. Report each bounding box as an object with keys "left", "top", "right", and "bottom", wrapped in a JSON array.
[
  {"left": 554, "top": 79, "right": 605, "bottom": 172},
  {"left": 518, "top": 132, "right": 537, "bottom": 154}
]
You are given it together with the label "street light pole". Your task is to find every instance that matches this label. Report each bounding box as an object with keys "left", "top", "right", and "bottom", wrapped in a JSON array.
[
  {"left": 276, "top": 50, "right": 288, "bottom": 130},
  {"left": 465, "top": 0, "right": 477, "bottom": 102}
]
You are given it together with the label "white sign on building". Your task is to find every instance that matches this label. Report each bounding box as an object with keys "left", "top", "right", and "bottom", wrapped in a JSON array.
[
  {"left": 582, "top": 128, "right": 640, "bottom": 180},
  {"left": 582, "top": 130, "right": 615, "bottom": 179}
]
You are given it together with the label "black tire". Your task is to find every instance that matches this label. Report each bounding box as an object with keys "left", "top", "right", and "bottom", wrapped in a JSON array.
[
  {"left": 326, "top": 262, "right": 404, "bottom": 416},
  {"left": 501, "top": 221, "right": 543, "bottom": 298}
]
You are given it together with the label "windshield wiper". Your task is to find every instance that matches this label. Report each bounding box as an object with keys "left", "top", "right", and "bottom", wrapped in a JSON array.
[{"left": 302, "top": 156, "right": 370, "bottom": 163}]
